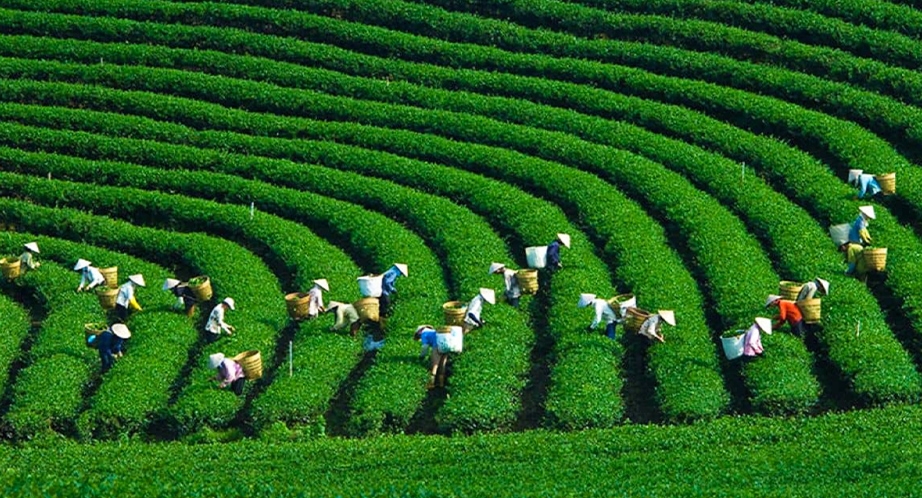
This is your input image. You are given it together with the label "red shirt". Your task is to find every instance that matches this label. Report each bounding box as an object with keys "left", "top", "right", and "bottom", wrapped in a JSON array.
[{"left": 778, "top": 300, "right": 803, "bottom": 324}]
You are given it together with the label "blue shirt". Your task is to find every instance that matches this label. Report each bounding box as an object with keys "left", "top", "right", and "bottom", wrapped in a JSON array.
[
  {"left": 848, "top": 215, "right": 868, "bottom": 244},
  {"left": 546, "top": 240, "right": 561, "bottom": 267},
  {"left": 381, "top": 265, "right": 402, "bottom": 296},
  {"left": 95, "top": 331, "right": 125, "bottom": 357},
  {"left": 857, "top": 174, "right": 882, "bottom": 199}
]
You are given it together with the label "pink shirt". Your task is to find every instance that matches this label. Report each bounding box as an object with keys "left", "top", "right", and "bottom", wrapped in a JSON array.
[{"left": 217, "top": 359, "right": 244, "bottom": 388}]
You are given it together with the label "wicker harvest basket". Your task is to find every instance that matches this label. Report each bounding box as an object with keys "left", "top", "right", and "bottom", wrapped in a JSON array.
[
  {"left": 354, "top": 297, "right": 380, "bottom": 323},
  {"left": 442, "top": 301, "right": 468, "bottom": 326},
  {"left": 797, "top": 298, "right": 822, "bottom": 324},
  {"left": 99, "top": 266, "right": 118, "bottom": 289},
  {"left": 875, "top": 173, "right": 896, "bottom": 195},
  {"left": 188, "top": 275, "right": 213, "bottom": 301},
  {"left": 515, "top": 269, "right": 539, "bottom": 295},
  {"left": 624, "top": 307, "right": 652, "bottom": 334},
  {"left": 0, "top": 257, "right": 20, "bottom": 280},
  {"left": 779, "top": 281, "right": 804, "bottom": 301},
  {"left": 96, "top": 287, "right": 118, "bottom": 310},
  {"left": 863, "top": 248, "right": 888, "bottom": 272},
  {"left": 285, "top": 292, "right": 311, "bottom": 320},
  {"left": 232, "top": 350, "right": 263, "bottom": 380},
  {"left": 607, "top": 293, "right": 635, "bottom": 308},
  {"left": 84, "top": 322, "right": 107, "bottom": 341}
]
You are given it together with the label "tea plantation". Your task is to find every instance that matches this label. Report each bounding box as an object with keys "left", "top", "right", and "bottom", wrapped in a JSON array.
[{"left": 0, "top": 0, "right": 920, "bottom": 495}]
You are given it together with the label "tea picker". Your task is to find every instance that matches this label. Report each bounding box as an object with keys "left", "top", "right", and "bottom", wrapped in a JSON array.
[
  {"left": 463, "top": 287, "right": 496, "bottom": 332},
  {"left": 766, "top": 294, "right": 806, "bottom": 337},
  {"left": 637, "top": 310, "right": 676, "bottom": 343},
  {"left": 205, "top": 297, "right": 236, "bottom": 343},
  {"left": 848, "top": 205, "right": 875, "bottom": 245},
  {"left": 74, "top": 259, "right": 106, "bottom": 292},
  {"left": 848, "top": 169, "right": 882, "bottom": 199},
  {"left": 578, "top": 293, "right": 621, "bottom": 340},
  {"left": 830, "top": 223, "right": 869, "bottom": 281},
  {"left": 115, "top": 274, "right": 145, "bottom": 322},
  {"left": 88, "top": 323, "right": 131, "bottom": 373},
  {"left": 545, "top": 233, "right": 571, "bottom": 272},
  {"left": 797, "top": 277, "right": 830, "bottom": 301},
  {"left": 489, "top": 262, "right": 522, "bottom": 308},
  {"left": 308, "top": 279, "right": 329, "bottom": 319},
  {"left": 743, "top": 317, "right": 772, "bottom": 357},
  {"left": 19, "top": 242, "right": 40, "bottom": 271},
  {"left": 414, "top": 325, "right": 447, "bottom": 389},
  {"left": 163, "top": 278, "right": 198, "bottom": 318},
  {"left": 209, "top": 352, "right": 246, "bottom": 395},
  {"left": 326, "top": 300, "right": 362, "bottom": 336},
  {"left": 379, "top": 263, "right": 408, "bottom": 316}
]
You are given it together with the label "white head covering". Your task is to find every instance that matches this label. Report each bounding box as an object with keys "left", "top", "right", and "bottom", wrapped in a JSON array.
[
  {"left": 24, "top": 242, "right": 39, "bottom": 253},
  {"left": 223, "top": 297, "right": 236, "bottom": 310},
  {"left": 578, "top": 293, "right": 596, "bottom": 308},
  {"left": 393, "top": 263, "right": 409, "bottom": 277},
  {"left": 859, "top": 205, "right": 876, "bottom": 220},
  {"left": 326, "top": 300, "right": 344, "bottom": 312},
  {"left": 128, "top": 274, "right": 146, "bottom": 287},
  {"left": 755, "top": 317, "right": 772, "bottom": 335},
  {"left": 658, "top": 310, "right": 676, "bottom": 327},
  {"left": 111, "top": 323, "right": 131, "bottom": 339},
  {"left": 829, "top": 223, "right": 851, "bottom": 247},
  {"left": 162, "top": 278, "right": 181, "bottom": 291},
  {"left": 488, "top": 262, "right": 505, "bottom": 274},
  {"left": 313, "top": 279, "right": 330, "bottom": 291},
  {"left": 848, "top": 169, "right": 863, "bottom": 185},
  {"left": 765, "top": 294, "right": 782, "bottom": 307},
  {"left": 74, "top": 259, "right": 91, "bottom": 271},
  {"left": 208, "top": 353, "right": 225, "bottom": 369},
  {"left": 816, "top": 278, "right": 830, "bottom": 296},
  {"left": 415, "top": 325, "right": 434, "bottom": 336},
  {"left": 479, "top": 287, "right": 496, "bottom": 305},
  {"left": 556, "top": 233, "right": 571, "bottom": 249}
]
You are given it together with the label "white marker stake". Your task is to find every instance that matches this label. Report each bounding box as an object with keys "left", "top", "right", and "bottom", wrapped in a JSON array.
[
  {"left": 289, "top": 340, "right": 293, "bottom": 377},
  {"left": 856, "top": 320, "right": 861, "bottom": 337},
  {"left": 250, "top": 202, "right": 255, "bottom": 220}
]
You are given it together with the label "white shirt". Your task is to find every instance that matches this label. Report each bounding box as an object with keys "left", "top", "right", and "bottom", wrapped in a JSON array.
[
  {"left": 638, "top": 314, "right": 663, "bottom": 341},
  {"left": 206, "top": 304, "right": 232, "bottom": 335},
  {"left": 502, "top": 269, "right": 521, "bottom": 299},
  {"left": 79, "top": 266, "right": 105, "bottom": 288},
  {"left": 465, "top": 295, "right": 484, "bottom": 325},
  {"left": 797, "top": 282, "right": 819, "bottom": 301},
  {"left": 116, "top": 282, "right": 137, "bottom": 307},
  {"left": 591, "top": 299, "right": 617, "bottom": 329},
  {"left": 308, "top": 285, "right": 324, "bottom": 317}
]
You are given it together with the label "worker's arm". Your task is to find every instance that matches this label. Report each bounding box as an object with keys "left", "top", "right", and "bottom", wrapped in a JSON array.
[
  {"left": 859, "top": 228, "right": 872, "bottom": 244},
  {"left": 129, "top": 296, "right": 142, "bottom": 311},
  {"left": 419, "top": 343, "right": 430, "bottom": 359}
]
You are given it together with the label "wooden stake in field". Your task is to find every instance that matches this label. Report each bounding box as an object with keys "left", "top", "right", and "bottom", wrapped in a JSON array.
[{"left": 289, "top": 340, "right": 293, "bottom": 377}]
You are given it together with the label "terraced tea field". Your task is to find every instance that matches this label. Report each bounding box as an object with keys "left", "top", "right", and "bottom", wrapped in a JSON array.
[{"left": 0, "top": 0, "right": 921, "bottom": 495}]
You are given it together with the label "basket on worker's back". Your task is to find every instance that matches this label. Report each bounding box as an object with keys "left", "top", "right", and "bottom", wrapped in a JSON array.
[
  {"left": 232, "top": 350, "right": 263, "bottom": 380},
  {"left": 796, "top": 298, "right": 822, "bottom": 324},
  {"left": 607, "top": 293, "right": 636, "bottom": 314},
  {"left": 863, "top": 248, "right": 887, "bottom": 272},
  {"left": 875, "top": 173, "right": 896, "bottom": 195},
  {"left": 436, "top": 326, "right": 463, "bottom": 354},
  {"left": 354, "top": 297, "right": 380, "bottom": 323},
  {"left": 99, "top": 266, "right": 118, "bottom": 289},
  {"left": 515, "top": 269, "right": 539, "bottom": 295},
  {"left": 0, "top": 256, "right": 20, "bottom": 280},
  {"left": 624, "top": 307, "right": 652, "bottom": 334},
  {"left": 285, "top": 292, "right": 311, "bottom": 320},
  {"left": 525, "top": 246, "right": 548, "bottom": 269},
  {"left": 188, "top": 275, "right": 213, "bottom": 301},
  {"left": 357, "top": 274, "right": 383, "bottom": 298},
  {"left": 84, "top": 322, "right": 107, "bottom": 348},
  {"left": 443, "top": 301, "right": 467, "bottom": 326},
  {"left": 96, "top": 286, "right": 118, "bottom": 310},
  {"left": 779, "top": 281, "right": 803, "bottom": 301}
]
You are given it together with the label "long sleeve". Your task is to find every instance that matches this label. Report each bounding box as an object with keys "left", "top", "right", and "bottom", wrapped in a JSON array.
[
  {"left": 503, "top": 269, "right": 521, "bottom": 298},
  {"left": 381, "top": 267, "right": 400, "bottom": 295},
  {"left": 742, "top": 323, "right": 763, "bottom": 357},
  {"left": 858, "top": 175, "right": 882, "bottom": 199},
  {"left": 849, "top": 215, "right": 871, "bottom": 244},
  {"left": 19, "top": 252, "right": 37, "bottom": 270},
  {"left": 796, "top": 282, "right": 817, "bottom": 301},
  {"left": 590, "top": 300, "right": 604, "bottom": 329},
  {"left": 308, "top": 287, "right": 324, "bottom": 317},
  {"left": 546, "top": 241, "right": 561, "bottom": 267}
]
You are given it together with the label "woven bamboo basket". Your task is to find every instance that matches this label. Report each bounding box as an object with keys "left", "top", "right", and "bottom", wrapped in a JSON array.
[
  {"left": 232, "top": 350, "right": 263, "bottom": 380},
  {"left": 354, "top": 297, "right": 380, "bottom": 323},
  {"left": 607, "top": 293, "right": 635, "bottom": 308},
  {"left": 99, "top": 266, "right": 118, "bottom": 289},
  {"left": 863, "top": 248, "right": 888, "bottom": 272},
  {"left": 875, "top": 173, "right": 896, "bottom": 195},
  {"left": 188, "top": 275, "right": 213, "bottom": 301},
  {"left": 442, "top": 301, "right": 468, "bottom": 326},
  {"left": 84, "top": 323, "right": 107, "bottom": 342},
  {"left": 0, "top": 257, "right": 20, "bottom": 280},
  {"left": 285, "top": 292, "right": 311, "bottom": 320},
  {"left": 779, "top": 281, "right": 804, "bottom": 301},
  {"left": 797, "top": 298, "right": 822, "bottom": 324},
  {"left": 96, "top": 287, "right": 118, "bottom": 310},
  {"left": 515, "top": 269, "right": 539, "bottom": 295},
  {"left": 624, "top": 307, "right": 652, "bottom": 334}
]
